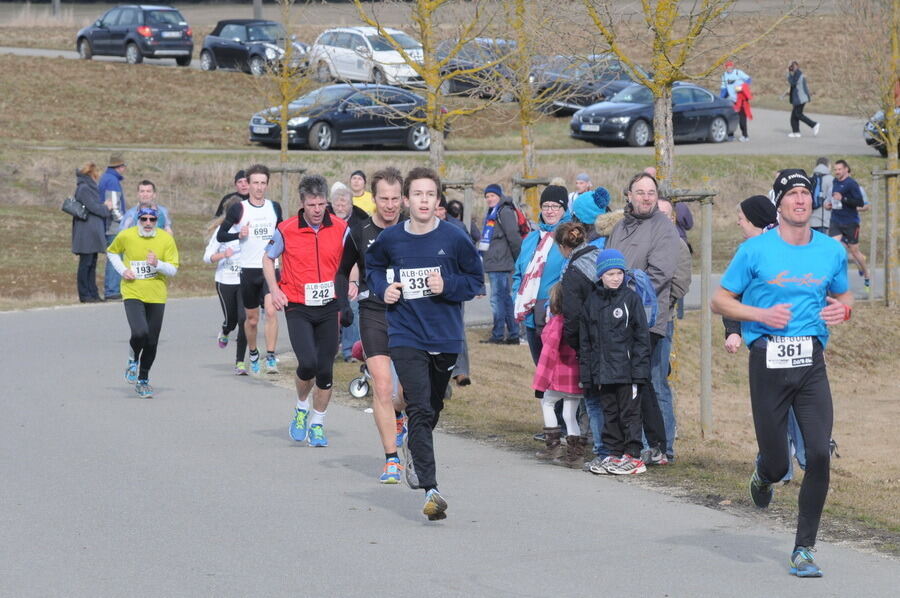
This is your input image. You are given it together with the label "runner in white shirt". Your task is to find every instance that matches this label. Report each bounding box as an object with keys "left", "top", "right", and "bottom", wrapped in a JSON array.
[{"left": 204, "top": 213, "right": 247, "bottom": 375}]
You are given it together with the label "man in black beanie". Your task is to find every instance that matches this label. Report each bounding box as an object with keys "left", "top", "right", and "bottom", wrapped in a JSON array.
[{"left": 215, "top": 169, "right": 250, "bottom": 217}]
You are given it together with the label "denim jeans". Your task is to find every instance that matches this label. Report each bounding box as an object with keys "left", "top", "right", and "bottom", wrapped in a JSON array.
[
  {"left": 487, "top": 271, "right": 517, "bottom": 341},
  {"left": 104, "top": 233, "right": 122, "bottom": 298},
  {"left": 651, "top": 319, "right": 676, "bottom": 456},
  {"left": 584, "top": 388, "right": 608, "bottom": 457},
  {"left": 340, "top": 300, "right": 360, "bottom": 359}
]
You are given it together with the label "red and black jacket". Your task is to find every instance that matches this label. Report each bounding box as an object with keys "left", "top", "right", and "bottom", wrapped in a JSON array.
[{"left": 277, "top": 210, "right": 348, "bottom": 305}]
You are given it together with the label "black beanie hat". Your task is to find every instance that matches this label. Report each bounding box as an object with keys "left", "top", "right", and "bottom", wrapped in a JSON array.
[
  {"left": 772, "top": 168, "right": 812, "bottom": 206},
  {"left": 350, "top": 169, "right": 366, "bottom": 181},
  {"left": 540, "top": 185, "right": 569, "bottom": 211},
  {"left": 234, "top": 169, "right": 247, "bottom": 183},
  {"left": 740, "top": 195, "right": 777, "bottom": 229}
]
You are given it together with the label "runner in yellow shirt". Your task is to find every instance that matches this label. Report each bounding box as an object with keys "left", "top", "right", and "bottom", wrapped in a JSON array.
[
  {"left": 349, "top": 170, "right": 375, "bottom": 215},
  {"left": 106, "top": 207, "right": 179, "bottom": 398}
]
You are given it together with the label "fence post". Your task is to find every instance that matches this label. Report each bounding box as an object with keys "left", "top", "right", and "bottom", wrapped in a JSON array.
[
  {"left": 872, "top": 169, "right": 900, "bottom": 307},
  {"left": 869, "top": 174, "right": 880, "bottom": 301}
]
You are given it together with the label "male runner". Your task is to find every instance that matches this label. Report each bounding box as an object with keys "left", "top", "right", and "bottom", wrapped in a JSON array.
[
  {"left": 264, "top": 175, "right": 352, "bottom": 448},
  {"left": 107, "top": 207, "right": 179, "bottom": 398},
  {"left": 711, "top": 169, "right": 852, "bottom": 578},
  {"left": 217, "top": 164, "right": 283, "bottom": 374},
  {"left": 366, "top": 167, "right": 483, "bottom": 520},
  {"left": 827, "top": 159, "right": 871, "bottom": 290},
  {"left": 337, "top": 167, "right": 407, "bottom": 483}
]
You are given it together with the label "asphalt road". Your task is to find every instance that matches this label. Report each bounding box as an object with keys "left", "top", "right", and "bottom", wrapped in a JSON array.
[{"left": 2, "top": 297, "right": 898, "bottom": 597}]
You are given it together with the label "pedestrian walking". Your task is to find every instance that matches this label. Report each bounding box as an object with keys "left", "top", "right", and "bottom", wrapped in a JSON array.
[{"left": 786, "top": 61, "right": 820, "bottom": 137}]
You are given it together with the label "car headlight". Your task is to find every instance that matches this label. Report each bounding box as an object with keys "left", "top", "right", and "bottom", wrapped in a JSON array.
[
  {"left": 573, "top": 109, "right": 583, "bottom": 118},
  {"left": 265, "top": 47, "right": 277, "bottom": 60},
  {"left": 287, "top": 116, "right": 309, "bottom": 127},
  {"left": 609, "top": 116, "right": 631, "bottom": 124},
  {"left": 528, "top": 74, "right": 535, "bottom": 85}
]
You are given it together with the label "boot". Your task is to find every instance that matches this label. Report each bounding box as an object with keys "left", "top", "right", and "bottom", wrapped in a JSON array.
[
  {"left": 535, "top": 427, "right": 563, "bottom": 460},
  {"left": 555, "top": 435, "right": 586, "bottom": 469}
]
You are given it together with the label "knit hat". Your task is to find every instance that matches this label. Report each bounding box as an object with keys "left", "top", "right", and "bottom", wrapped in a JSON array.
[
  {"left": 540, "top": 185, "right": 569, "bottom": 210},
  {"left": 575, "top": 172, "right": 591, "bottom": 183},
  {"left": 484, "top": 183, "right": 503, "bottom": 198},
  {"left": 725, "top": 60, "right": 734, "bottom": 68},
  {"left": 596, "top": 249, "right": 627, "bottom": 277},
  {"left": 234, "top": 169, "right": 247, "bottom": 183},
  {"left": 772, "top": 169, "right": 812, "bottom": 206},
  {"left": 740, "top": 195, "right": 777, "bottom": 229},
  {"left": 330, "top": 181, "right": 351, "bottom": 199},
  {"left": 350, "top": 169, "right": 366, "bottom": 181},
  {"left": 108, "top": 153, "right": 126, "bottom": 168}
]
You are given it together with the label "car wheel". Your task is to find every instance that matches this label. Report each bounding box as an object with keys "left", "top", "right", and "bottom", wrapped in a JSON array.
[
  {"left": 626, "top": 119, "right": 651, "bottom": 147},
  {"left": 308, "top": 122, "right": 334, "bottom": 151},
  {"left": 372, "top": 68, "right": 387, "bottom": 85},
  {"left": 707, "top": 116, "right": 728, "bottom": 143},
  {"left": 175, "top": 55, "right": 191, "bottom": 67},
  {"left": 348, "top": 377, "right": 369, "bottom": 398},
  {"left": 249, "top": 56, "right": 266, "bottom": 77},
  {"left": 199, "top": 50, "right": 216, "bottom": 71},
  {"left": 125, "top": 43, "right": 143, "bottom": 65},
  {"left": 316, "top": 61, "right": 331, "bottom": 83},
  {"left": 406, "top": 124, "right": 431, "bottom": 151},
  {"left": 78, "top": 38, "right": 92, "bottom": 60}
]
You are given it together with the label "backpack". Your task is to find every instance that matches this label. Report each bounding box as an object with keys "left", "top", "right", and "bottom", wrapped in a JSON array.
[
  {"left": 624, "top": 268, "right": 658, "bottom": 328},
  {"left": 505, "top": 203, "right": 532, "bottom": 238},
  {"left": 810, "top": 173, "right": 826, "bottom": 210}
]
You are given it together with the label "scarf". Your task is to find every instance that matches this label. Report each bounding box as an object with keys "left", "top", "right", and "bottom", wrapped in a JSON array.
[
  {"left": 478, "top": 204, "right": 502, "bottom": 253},
  {"left": 514, "top": 231, "right": 554, "bottom": 322}
]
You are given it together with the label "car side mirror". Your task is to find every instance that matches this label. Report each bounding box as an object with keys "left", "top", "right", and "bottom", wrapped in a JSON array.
[
  {"left": 356, "top": 45, "right": 371, "bottom": 56},
  {"left": 95, "top": 20, "right": 103, "bottom": 27},
  {"left": 233, "top": 37, "right": 242, "bottom": 43}
]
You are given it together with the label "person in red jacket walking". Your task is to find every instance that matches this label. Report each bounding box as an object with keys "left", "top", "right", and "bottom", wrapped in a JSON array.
[{"left": 734, "top": 82, "right": 753, "bottom": 142}]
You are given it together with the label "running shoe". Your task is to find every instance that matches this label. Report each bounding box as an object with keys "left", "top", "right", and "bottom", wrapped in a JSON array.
[
  {"left": 608, "top": 455, "right": 646, "bottom": 475},
  {"left": 588, "top": 455, "right": 623, "bottom": 475},
  {"left": 749, "top": 469, "right": 774, "bottom": 508},
  {"left": 265, "top": 354, "right": 278, "bottom": 374},
  {"left": 401, "top": 433, "right": 420, "bottom": 489},
  {"left": 290, "top": 408, "right": 309, "bottom": 442},
  {"left": 640, "top": 447, "right": 669, "bottom": 466},
  {"left": 217, "top": 332, "right": 229, "bottom": 349},
  {"left": 422, "top": 489, "right": 448, "bottom": 521},
  {"left": 125, "top": 359, "right": 138, "bottom": 384},
  {"left": 395, "top": 416, "right": 407, "bottom": 448},
  {"left": 249, "top": 356, "right": 260, "bottom": 375},
  {"left": 135, "top": 380, "right": 153, "bottom": 399},
  {"left": 234, "top": 361, "right": 248, "bottom": 376},
  {"left": 789, "top": 546, "right": 823, "bottom": 578},
  {"left": 308, "top": 424, "right": 328, "bottom": 447},
  {"left": 379, "top": 457, "right": 403, "bottom": 484}
]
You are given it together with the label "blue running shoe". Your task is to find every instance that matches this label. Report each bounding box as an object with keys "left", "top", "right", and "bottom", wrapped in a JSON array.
[
  {"left": 423, "top": 489, "right": 447, "bottom": 521},
  {"left": 265, "top": 354, "right": 278, "bottom": 374},
  {"left": 308, "top": 424, "right": 328, "bottom": 447},
  {"left": 249, "top": 356, "right": 260, "bottom": 375},
  {"left": 290, "top": 408, "right": 309, "bottom": 442},
  {"left": 125, "top": 359, "right": 138, "bottom": 384},
  {"left": 379, "top": 457, "right": 403, "bottom": 484},
  {"left": 790, "top": 546, "right": 823, "bottom": 578},
  {"left": 395, "top": 416, "right": 407, "bottom": 448},
  {"left": 749, "top": 469, "right": 774, "bottom": 508},
  {"left": 135, "top": 380, "right": 153, "bottom": 399}
]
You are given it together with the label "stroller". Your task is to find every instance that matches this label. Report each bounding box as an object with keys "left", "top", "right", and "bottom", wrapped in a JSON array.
[{"left": 347, "top": 340, "right": 452, "bottom": 400}]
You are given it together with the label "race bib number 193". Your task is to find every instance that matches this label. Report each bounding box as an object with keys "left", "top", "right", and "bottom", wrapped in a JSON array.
[
  {"left": 400, "top": 266, "right": 440, "bottom": 300},
  {"left": 130, "top": 260, "right": 156, "bottom": 280},
  {"left": 765, "top": 335, "right": 813, "bottom": 369}
]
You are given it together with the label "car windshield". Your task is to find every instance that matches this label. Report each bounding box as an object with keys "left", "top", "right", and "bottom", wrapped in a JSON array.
[
  {"left": 291, "top": 87, "right": 352, "bottom": 109},
  {"left": 146, "top": 10, "right": 185, "bottom": 26},
  {"left": 248, "top": 23, "right": 286, "bottom": 42},
  {"left": 367, "top": 33, "right": 421, "bottom": 52},
  {"left": 608, "top": 85, "right": 653, "bottom": 104}
]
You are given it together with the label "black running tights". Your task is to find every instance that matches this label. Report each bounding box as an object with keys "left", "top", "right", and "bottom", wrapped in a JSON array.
[
  {"left": 284, "top": 302, "right": 339, "bottom": 389},
  {"left": 124, "top": 299, "right": 165, "bottom": 380},
  {"left": 216, "top": 282, "right": 247, "bottom": 363}
]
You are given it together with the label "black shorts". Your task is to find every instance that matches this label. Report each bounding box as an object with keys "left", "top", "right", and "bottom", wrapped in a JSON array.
[
  {"left": 240, "top": 268, "right": 278, "bottom": 309},
  {"left": 359, "top": 302, "right": 390, "bottom": 358},
  {"left": 828, "top": 221, "right": 860, "bottom": 245}
]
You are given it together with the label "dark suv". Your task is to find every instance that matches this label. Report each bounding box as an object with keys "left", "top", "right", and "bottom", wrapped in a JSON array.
[{"left": 76, "top": 5, "right": 193, "bottom": 66}]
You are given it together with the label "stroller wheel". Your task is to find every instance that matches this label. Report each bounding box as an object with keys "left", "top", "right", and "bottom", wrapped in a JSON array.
[{"left": 349, "top": 377, "right": 370, "bottom": 398}]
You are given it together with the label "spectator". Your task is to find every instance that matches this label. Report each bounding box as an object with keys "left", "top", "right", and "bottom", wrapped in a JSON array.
[
  {"left": 786, "top": 61, "right": 820, "bottom": 138},
  {"left": 645, "top": 166, "right": 693, "bottom": 253},
  {"left": 734, "top": 81, "right": 753, "bottom": 142},
  {"left": 98, "top": 153, "right": 127, "bottom": 300},
  {"left": 572, "top": 172, "right": 592, "bottom": 204},
  {"left": 720, "top": 60, "right": 751, "bottom": 104},
  {"left": 331, "top": 181, "right": 362, "bottom": 362},
  {"left": 478, "top": 184, "right": 522, "bottom": 344},
  {"left": 71, "top": 162, "right": 111, "bottom": 303},
  {"left": 119, "top": 180, "right": 173, "bottom": 234},
  {"left": 215, "top": 170, "right": 249, "bottom": 217},
  {"left": 349, "top": 169, "right": 374, "bottom": 215},
  {"left": 571, "top": 184, "right": 611, "bottom": 244},
  {"left": 809, "top": 157, "right": 834, "bottom": 234}
]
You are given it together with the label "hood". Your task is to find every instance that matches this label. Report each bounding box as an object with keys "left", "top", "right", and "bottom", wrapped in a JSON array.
[
  {"left": 76, "top": 170, "right": 97, "bottom": 187},
  {"left": 581, "top": 101, "right": 647, "bottom": 116},
  {"left": 813, "top": 163, "right": 831, "bottom": 175}
]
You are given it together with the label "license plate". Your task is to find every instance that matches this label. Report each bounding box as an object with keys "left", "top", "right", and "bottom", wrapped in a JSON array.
[
  {"left": 581, "top": 124, "right": 600, "bottom": 132},
  {"left": 252, "top": 125, "right": 270, "bottom": 134},
  {"left": 161, "top": 31, "right": 181, "bottom": 38}
]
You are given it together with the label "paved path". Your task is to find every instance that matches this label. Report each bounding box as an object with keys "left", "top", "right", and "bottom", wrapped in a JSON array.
[{"left": 1, "top": 297, "right": 898, "bottom": 596}]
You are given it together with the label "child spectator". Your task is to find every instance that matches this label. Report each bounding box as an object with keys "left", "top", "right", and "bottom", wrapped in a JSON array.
[
  {"left": 578, "top": 249, "right": 652, "bottom": 475},
  {"left": 532, "top": 284, "right": 585, "bottom": 468},
  {"left": 734, "top": 82, "right": 753, "bottom": 142}
]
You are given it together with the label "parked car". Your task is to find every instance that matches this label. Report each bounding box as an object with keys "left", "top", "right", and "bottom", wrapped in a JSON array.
[
  {"left": 570, "top": 83, "right": 738, "bottom": 147},
  {"left": 864, "top": 108, "right": 900, "bottom": 157},
  {"left": 76, "top": 4, "right": 193, "bottom": 66},
  {"left": 434, "top": 37, "right": 516, "bottom": 100},
  {"left": 530, "top": 53, "right": 649, "bottom": 115},
  {"left": 200, "top": 19, "right": 308, "bottom": 75},
  {"left": 308, "top": 26, "right": 423, "bottom": 86},
  {"left": 248, "top": 84, "right": 437, "bottom": 151}
]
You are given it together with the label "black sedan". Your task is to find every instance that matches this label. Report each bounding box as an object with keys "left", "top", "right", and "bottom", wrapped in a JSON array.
[
  {"left": 531, "top": 53, "right": 649, "bottom": 115},
  {"left": 435, "top": 37, "right": 517, "bottom": 100},
  {"left": 200, "top": 19, "right": 308, "bottom": 75},
  {"left": 249, "top": 84, "right": 435, "bottom": 151},
  {"left": 76, "top": 4, "right": 193, "bottom": 66},
  {"left": 570, "top": 83, "right": 738, "bottom": 147}
]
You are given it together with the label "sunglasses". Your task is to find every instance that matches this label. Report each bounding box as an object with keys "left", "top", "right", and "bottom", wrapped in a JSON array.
[{"left": 139, "top": 216, "right": 157, "bottom": 222}]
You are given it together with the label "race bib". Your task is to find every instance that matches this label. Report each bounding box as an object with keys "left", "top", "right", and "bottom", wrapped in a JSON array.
[
  {"left": 225, "top": 259, "right": 241, "bottom": 274},
  {"left": 765, "top": 336, "right": 813, "bottom": 369},
  {"left": 130, "top": 260, "right": 157, "bottom": 280},
  {"left": 400, "top": 266, "right": 440, "bottom": 300},
  {"left": 250, "top": 219, "right": 273, "bottom": 241},
  {"left": 305, "top": 280, "right": 335, "bottom": 306}
]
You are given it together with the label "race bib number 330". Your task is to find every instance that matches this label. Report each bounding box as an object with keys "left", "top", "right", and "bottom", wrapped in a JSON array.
[
  {"left": 400, "top": 266, "right": 440, "bottom": 300},
  {"left": 766, "top": 335, "right": 813, "bottom": 369}
]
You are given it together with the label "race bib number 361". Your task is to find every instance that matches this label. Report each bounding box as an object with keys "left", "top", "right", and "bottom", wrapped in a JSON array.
[
  {"left": 766, "top": 335, "right": 813, "bottom": 369},
  {"left": 400, "top": 266, "right": 440, "bottom": 300}
]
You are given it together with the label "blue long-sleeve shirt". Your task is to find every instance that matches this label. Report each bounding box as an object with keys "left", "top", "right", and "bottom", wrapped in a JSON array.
[
  {"left": 366, "top": 219, "right": 484, "bottom": 353},
  {"left": 98, "top": 168, "right": 125, "bottom": 235}
]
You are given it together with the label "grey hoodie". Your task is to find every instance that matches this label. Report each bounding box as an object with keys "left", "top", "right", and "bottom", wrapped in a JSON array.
[{"left": 809, "top": 163, "right": 834, "bottom": 231}]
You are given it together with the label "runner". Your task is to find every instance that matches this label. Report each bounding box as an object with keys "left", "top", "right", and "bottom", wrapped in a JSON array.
[
  {"left": 264, "top": 174, "right": 352, "bottom": 448},
  {"left": 711, "top": 169, "right": 853, "bottom": 578},
  {"left": 366, "top": 167, "right": 484, "bottom": 521},
  {"left": 336, "top": 167, "right": 408, "bottom": 483},
  {"left": 106, "top": 207, "right": 179, "bottom": 398},
  {"left": 217, "top": 164, "right": 283, "bottom": 375},
  {"left": 204, "top": 216, "right": 247, "bottom": 375}
]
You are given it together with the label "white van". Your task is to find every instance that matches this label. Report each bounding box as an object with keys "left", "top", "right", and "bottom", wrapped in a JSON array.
[{"left": 309, "top": 26, "right": 423, "bottom": 86}]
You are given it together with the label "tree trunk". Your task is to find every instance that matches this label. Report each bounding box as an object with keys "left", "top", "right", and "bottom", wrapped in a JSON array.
[
  {"left": 652, "top": 89, "right": 675, "bottom": 193},
  {"left": 521, "top": 122, "right": 538, "bottom": 214},
  {"left": 253, "top": 0, "right": 263, "bottom": 20},
  {"left": 429, "top": 128, "right": 445, "bottom": 175},
  {"left": 280, "top": 101, "right": 289, "bottom": 163}
]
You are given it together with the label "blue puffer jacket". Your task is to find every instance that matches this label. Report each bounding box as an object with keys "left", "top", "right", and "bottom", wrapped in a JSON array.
[{"left": 511, "top": 211, "right": 571, "bottom": 329}]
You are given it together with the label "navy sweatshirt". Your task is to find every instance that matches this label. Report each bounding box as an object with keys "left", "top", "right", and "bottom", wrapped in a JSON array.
[{"left": 365, "top": 219, "right": 484, "bottom": 353}]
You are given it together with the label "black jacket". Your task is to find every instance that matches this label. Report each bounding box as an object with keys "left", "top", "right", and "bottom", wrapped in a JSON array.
[
  {"left": 560, "top": 244, "right": 599, "bottom": 350},
  {"left": 578, "top": 284, "right": 651, "bottom": 387}
]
